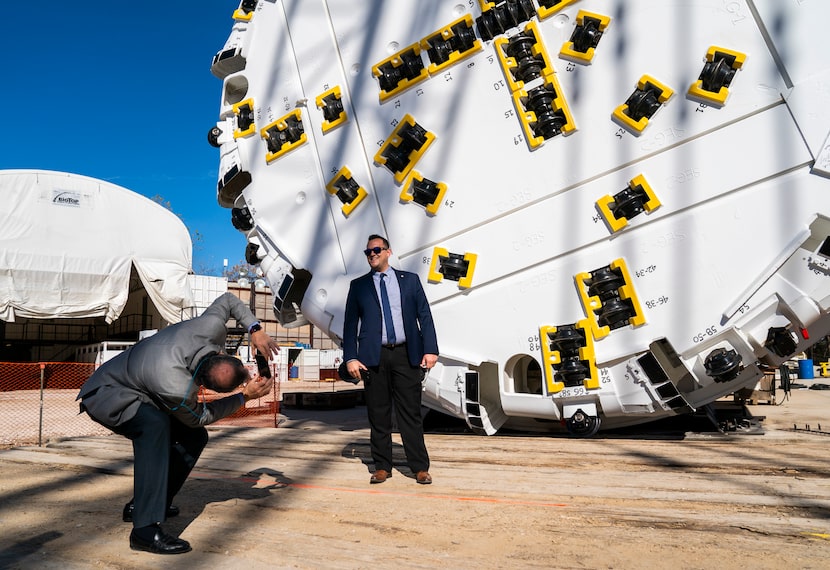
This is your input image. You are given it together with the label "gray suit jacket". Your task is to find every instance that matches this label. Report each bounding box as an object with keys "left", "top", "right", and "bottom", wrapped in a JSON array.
[{"left": 77, "top": 293, "right": 258, "bottom": 428}]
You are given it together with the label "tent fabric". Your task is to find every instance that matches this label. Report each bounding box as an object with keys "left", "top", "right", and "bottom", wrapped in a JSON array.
[{"left": 0, "top": 170, "right": 194, "bottom": 324}]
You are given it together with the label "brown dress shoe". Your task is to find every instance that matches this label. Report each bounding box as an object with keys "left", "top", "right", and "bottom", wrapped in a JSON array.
[
  {"left": 370, "top": 469, "right": 391, "bottom": 484},
  {"left": 416, "top": 471, "right": 432, "bottom": 484}
]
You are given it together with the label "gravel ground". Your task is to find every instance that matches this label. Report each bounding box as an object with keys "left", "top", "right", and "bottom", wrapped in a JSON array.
[{"left": 0, "top": 387, "right": 829, "bottom": 569}]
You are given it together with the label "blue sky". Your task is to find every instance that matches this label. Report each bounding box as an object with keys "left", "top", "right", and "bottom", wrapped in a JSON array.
[{"left": 2, "top": 1, "right": 244, "bottom": 275}]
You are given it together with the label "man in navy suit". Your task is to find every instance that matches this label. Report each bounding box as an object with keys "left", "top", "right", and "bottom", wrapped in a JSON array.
[{"left": 343, "top": 234, "right": 439, "bottom": 485}]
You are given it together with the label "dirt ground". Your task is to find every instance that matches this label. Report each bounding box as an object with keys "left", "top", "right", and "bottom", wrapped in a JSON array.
[{"left": 1, "top": 386, "right": 830, "bottom": 570}]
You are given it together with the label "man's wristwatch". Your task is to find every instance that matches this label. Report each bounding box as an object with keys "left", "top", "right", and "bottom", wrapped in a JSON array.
[{"left": 249, "top": 323, "right": 263, "bottom": 334}]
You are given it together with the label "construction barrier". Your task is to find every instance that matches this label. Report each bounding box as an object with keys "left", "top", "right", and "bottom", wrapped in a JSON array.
[
  {"left": 0, "top": 361, "right": 280, "bottom": 447},
  {"left": 0, "top": 361, "right": 94, "bottom": 392}
]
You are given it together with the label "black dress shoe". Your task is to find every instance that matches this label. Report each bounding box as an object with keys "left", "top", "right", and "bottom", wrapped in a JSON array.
[
  {"left": 129, "top": 525, "right": 191, "bottom": 555},
  {"left": 122, "top": 501, "right": 180, "bottom": 523}
]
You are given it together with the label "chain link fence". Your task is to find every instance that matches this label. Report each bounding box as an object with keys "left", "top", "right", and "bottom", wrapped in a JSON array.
[{"left": 0, "top": 361, "right": 280, "bottom": 447}]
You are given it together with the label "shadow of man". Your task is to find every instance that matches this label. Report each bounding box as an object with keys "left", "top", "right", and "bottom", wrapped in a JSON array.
[
  {"left": 163, "top": 467, "right": 293, "bottom": 535},
  {"left": 340, "top": 439, "right": 415, "bottom": 478}
]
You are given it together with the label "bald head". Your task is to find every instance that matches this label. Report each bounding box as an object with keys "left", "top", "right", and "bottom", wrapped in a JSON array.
[{"left": 196, "top": 354, "right": 250, "bottom": 392}]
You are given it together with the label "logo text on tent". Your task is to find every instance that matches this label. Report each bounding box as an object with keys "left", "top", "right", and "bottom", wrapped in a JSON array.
[{"left": 52, "top": 190, "right": 81, "bottom": 207}]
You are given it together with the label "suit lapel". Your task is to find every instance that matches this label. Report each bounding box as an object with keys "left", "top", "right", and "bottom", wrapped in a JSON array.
[
  {"left": 392, "top": 269, "right": 407, "bottom": 312},
  {"left": 363, "top": 271, "right": 380, "bottom": 307}
]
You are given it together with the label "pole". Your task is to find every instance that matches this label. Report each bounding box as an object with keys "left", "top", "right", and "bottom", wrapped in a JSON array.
[
  {"left": 38, "top": 363, "right": 45, "bottom": 447},
  {"left": 248, "top": 280, "right": 256, "bottom": 362}
]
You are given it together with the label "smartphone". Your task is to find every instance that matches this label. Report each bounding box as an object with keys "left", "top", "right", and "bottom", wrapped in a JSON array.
[{"left": 254, "top": 354, "right": 272, "bottom": 379}]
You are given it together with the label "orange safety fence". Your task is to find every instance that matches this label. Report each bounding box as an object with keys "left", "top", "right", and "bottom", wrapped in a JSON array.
[
  {"left": 203, "top": 360, "right": 281, "bottom": 428},
  {"left": 0, "top": 362, "right": 95, "bottom": 391},
  {"left": 0, "top": 361, "right": 280, "bottom": 447}
]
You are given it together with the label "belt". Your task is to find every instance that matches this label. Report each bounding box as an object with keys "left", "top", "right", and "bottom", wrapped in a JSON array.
[{"left": 382, "top": 342, "right": 406, "bottom": 349}]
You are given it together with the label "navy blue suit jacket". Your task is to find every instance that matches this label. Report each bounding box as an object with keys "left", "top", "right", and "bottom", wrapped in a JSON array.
[{"left": 343, "top": 269, "right": 439, "bottom": 367}]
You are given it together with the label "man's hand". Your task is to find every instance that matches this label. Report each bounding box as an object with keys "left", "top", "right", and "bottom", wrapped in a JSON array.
[
  {"left": 242, "top": 375, "right": 274, "bottom": 402},
  {"left": 346, "top": 359, "right": 367, "bottom": 380},
  {"left": 251, "top": 329, "right": 279, "bottom": 359},
  {"left": 421, "top": 354, "right": 438, "bottom": 369}
]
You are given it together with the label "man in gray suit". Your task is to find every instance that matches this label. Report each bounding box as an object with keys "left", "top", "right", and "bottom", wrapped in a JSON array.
[{"left": 77, "top": 292, "right": 278, "bottom": 555}]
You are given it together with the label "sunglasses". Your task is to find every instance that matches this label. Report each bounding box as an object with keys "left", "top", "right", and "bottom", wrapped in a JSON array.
[{"left": 364, "top": 246, "right": 388, "bottom": 256}]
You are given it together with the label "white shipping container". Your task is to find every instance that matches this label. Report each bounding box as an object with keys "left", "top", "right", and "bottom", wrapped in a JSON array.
[
  {"left": 75, "top": 341, "right": 136, "bottom": 368},
  {"left": 319, "top": 349, "right": 344, "bottom": 370},
  {"left": 188, "top": 275, "right": 228, "bottom": 316}
]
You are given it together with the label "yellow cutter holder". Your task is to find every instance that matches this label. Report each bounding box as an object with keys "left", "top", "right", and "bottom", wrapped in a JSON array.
[
  {"left": 576, "top": 258, "right": 646, "bottom": 340},
  {"left": 428, "top": 247, "right": 477, "bottom": 289},
  {"left": 315, "top": 85, "right": 347, "bottom": 133},
  {"left": 400, "top": 171, "right": 448, "bottom": 215},
  {"left": 325, "top": 166, "right": 367, "bottom": 216},
  {"left": 687, "top": 46, "right": 746, "bottom": 108},
  {"left": 612, "top": 75, "right": 674, "bottom": 135},
  {"left": 232, "top": 98, "right": 256, "bottom": 139},
  {"left": 596, "top": 174, "right": 661, "bottom": 233},
  {"left": 559, "top": 11, "right": 612, "bottom": 65},
  {"left": 539, "top": 320, "right": 599, "bottom": 394},
  {"left": 374, "top": 114, "right": 436, "bottom": 184},
  {"left": 260, "top": 109, "right": 307, "bottom": 164}
]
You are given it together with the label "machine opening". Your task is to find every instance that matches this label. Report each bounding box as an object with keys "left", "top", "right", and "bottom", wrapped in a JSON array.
[{"left": 507, "top": 355, "right": 543, "bottom": 394}]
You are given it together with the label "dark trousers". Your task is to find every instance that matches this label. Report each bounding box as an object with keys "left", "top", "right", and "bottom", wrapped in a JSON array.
[
  {"left": 364, "top": 344, "right": 429, "bottom": 473},
  {"left": 92, "top": 403, "right": 208, "bottom": 528}
]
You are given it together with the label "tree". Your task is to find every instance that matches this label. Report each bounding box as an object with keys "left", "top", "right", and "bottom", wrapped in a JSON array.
[{"left": 223, "top": 261, "right": 261, "bottom": 284}]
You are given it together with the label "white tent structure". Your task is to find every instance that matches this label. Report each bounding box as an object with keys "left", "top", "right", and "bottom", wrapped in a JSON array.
[{"left": 0, "top": 170, "right": 194, "bottom": 325}]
